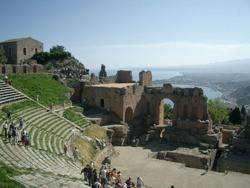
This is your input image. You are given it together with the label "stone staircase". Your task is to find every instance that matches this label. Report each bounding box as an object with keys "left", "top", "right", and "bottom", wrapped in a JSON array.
[
  {"left": 12, "top": 173, "right": 89, "bottom": 188},
  {"left": 0, "top": 79, "right": 26, "bottom": 105},
  {"left": 0, "top": 82, "right": 91, "bottom": 187}
]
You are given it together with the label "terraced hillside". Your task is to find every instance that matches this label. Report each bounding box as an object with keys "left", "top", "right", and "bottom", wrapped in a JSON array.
[{"left": 0, "top": 81, "right": 93, "bottom": 187}]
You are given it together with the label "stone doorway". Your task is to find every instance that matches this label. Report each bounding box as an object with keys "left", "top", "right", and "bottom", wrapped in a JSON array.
[
  {"left": 125, "top": 107, "right": 133, "bottom": 124},
  {"left": 23, "top": 66, "right": 27, "bottom": 74},
  {"left": 159, "top": 98, "right": 175, "bottom": 125},
  {"left": 33, "top": 65, "right": 37, "bottom": 73}
]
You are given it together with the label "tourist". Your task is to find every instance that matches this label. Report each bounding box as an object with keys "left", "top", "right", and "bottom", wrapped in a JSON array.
[
  {"left": 116, "top": 171, "right": 122, "bottom": 184},
  {"left": 4, "top": 74, "right": 8, "bottom": 83},
  {"left": 136, "top": 177, "right": 144, "bottom": 188},
  {"left": 87, "top": 165, "right": 93, "bottom": 186},
  {"left": 125, "top": 177, "right": 133, "bottom": 188},
  {"left": 19, "top": 117, "right": 24, "bottom": 130},
  {"left": 8, "top": 123, "right": 13, "bottom": 142},
  {"left": 3, "top": 121, "right": 8, "bottom": 139},
  {"left": 7, "top": 111, "right": 11, "bottom": 120},
  {"left": 81, "top": 164, "right": 90, "bottom": 181},
  {"left": 73, "top": 146, "right": 79, "bottom": 160},
  {"left": 63, "top": 142, "right": 68, "bottom": 155},
  {"left": 94, "top": 178, "right": 103, "bottom": 188},
  {"left": 92, "top": 169, "right": 98, "bottom": 187},
  {"left": 25, "top": 133, "right": 30, "bottom": 146},
  {"left": 21, "top": 129, "right": 27, "bottom": 145},
  {"left": 100, "top": 165, "right": 108, "bottom": 187},
  {"left": 12, "top": 125, "right": 17, "bottom": 144}
]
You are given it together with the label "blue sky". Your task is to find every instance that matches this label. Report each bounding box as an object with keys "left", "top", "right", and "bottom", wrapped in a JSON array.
[{"left": 1, "top": 0, "right": 250, "bottom": 69}]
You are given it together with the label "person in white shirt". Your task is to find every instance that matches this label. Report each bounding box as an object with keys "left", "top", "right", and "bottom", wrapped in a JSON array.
[{"left": 136, "top": 177, "right": 144, "bottom": 188}]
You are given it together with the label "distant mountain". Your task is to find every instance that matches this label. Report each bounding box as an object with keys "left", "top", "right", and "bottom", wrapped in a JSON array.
[{"left": 165, "top": 58, "right": 250, "bottom": 74}]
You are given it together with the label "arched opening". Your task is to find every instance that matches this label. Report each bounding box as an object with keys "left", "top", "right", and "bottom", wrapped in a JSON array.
[
  {"left": 33, "top": 65, "right": 37, "bottom": 73},
  {"left": 12, "top": 66, "right": 16, "bottom": 73},
  {"left": 2, "top": 66, "right": 6, "bottom": 74},
  {"left": 23, "top": 66, "right": 27, "bottom": 74},
  {"left": 125, "top": 107, "right": 133, "bottom": 124},
  {"left": 159, "top": 98, "right": 175, "bottom": 125},
  {"left": 100, "top": 98, "right": 104, "bottom": 108}
]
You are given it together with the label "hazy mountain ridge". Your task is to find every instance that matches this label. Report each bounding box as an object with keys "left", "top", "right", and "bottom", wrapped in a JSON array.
[{"left": 156, "top": 58, "right": 250, "bottom": 74}]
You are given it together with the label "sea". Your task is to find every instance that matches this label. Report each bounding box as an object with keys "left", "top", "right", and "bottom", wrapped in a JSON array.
[{"left": 90, "top": 68, "right": 222, "bottom": 100}]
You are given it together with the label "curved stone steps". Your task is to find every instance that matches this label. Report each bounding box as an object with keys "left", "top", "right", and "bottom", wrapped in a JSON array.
[
  {"left": 16, "top": 106, "right": 40, "bottom": 117},
  {"left": 28, "top": 147, "right": 64, "bottom": 169},
  {"left": 55, "top": 122, "right": 72, "bottom": 135},
  {"left": 47, "top": 134, "right": 54, "bottom": 153},
  {"left": 42, "top": 131, "right": 49, "bottom": 151},
  {"left": 43, "top": 117, "right": 66, "bottom": 132},
  {"left": 0, "top": 140, "right": 34, "bottom": 169},
  {"left": 61, "top": 128, "right": 73, "bottom": 140},
  {"left": 19, "top": 145, "right": 52, "bottom": 171},
  {"left": 12, "top": 173, "right": 88, "bottom": 188},
  {"left": 0, "top": 138, "right": 82, "bottom": 178},
  {"left": 36, "top": 130, "right": 43, "bottom": 150},
  {"left": 0, "top": 147, "right": 23, "bottom": 168},
  {"left": 21, "top": 110, "right": 50, "bottom": 125},
  {"left": 13, "top": 144, "right": 50, "bottom": 171},
  {"left": 40, "top": 116, "right": 63, "bottom": 130},
  {"left": 5, "top": 143, "right": 40, "bottom": 169},
  {"left": 24, "top": 112, "right": 54, "bottom": 128},
  {"left": 47, "top": 121, "right": 69, "bottom": 134}
]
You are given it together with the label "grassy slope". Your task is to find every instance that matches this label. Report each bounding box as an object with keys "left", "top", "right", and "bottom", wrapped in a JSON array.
[
  {"left": 5, "top": 74, "right": 70, "bottom": 106},
  {"left": 0, "top": 164, "right": 26, "bottom": 188},
  {"left": 72, "top": 124, "right": 108, "bottom": 165},
  {"left": 63, "top": 106, "right": 89, "bottom": 128}
]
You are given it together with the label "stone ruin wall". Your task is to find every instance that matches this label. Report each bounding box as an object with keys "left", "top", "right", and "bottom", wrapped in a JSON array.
[
  {"left": 143, "top": 84, "right": 210, "bottom": 126},
  {"left": 139, "top": 70, "right": 152, "bottom": 86},
  {"left": 116, "top": 70, "right": 133, "bottom": 83},
  {"left": 0, "top": 64, "right": 44, "bottom": 75},
  {"left": 82, "top": 84, "right": 144, "bottom": 123}
]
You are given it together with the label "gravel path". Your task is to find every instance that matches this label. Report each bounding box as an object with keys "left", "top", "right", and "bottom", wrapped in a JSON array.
[{"left": 112, "top": 146, "right": 250, "bottom": 188}]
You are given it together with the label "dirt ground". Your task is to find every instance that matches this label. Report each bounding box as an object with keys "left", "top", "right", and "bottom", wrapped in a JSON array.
[{"left": 112, "top": 146, "right": 250, "bottom": 188}]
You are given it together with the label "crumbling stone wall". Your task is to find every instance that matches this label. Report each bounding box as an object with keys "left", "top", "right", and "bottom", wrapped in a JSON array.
[
  {"left": 0, "top": 64, "right": 44, "bottom": 75},
  {"left": 82, "top": 71, "right": 218, "bottom": 146},
  {"left": 139, "top": 71, "right": 152, "bottom": 86},
  {"left": 82, "top": 84, "right": 144, "bottom": 123},
  {"left": 116, "top": 70, "right": 133, "bottom": 83},
  {"left": 143, "top": 84, "right": 209, "bottom": 125}
]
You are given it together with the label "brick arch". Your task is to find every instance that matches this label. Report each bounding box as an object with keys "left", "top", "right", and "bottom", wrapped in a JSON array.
[
  {"left": 125, "top": 107, "right": 133, "bottom": 124},
  {"left": 144, "top": 84, "right": 208, "bottom": 126}
]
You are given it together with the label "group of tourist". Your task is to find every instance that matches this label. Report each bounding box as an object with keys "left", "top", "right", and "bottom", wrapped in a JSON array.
[
  {"left": 1, "top": 113, "right": 30, "bottom": 146},
  {"left": 81, "top": 163, "right": 145, "bottom": 188}
]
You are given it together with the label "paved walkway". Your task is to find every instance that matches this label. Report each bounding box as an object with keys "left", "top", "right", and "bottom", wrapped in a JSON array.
[{"left": 112, "top": 146, "right": 250, "bottom": 188}]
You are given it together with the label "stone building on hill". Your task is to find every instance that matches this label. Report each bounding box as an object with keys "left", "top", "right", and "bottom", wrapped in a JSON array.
[{"left": 0, "top": 37, "right": 43, "bottom": 64}]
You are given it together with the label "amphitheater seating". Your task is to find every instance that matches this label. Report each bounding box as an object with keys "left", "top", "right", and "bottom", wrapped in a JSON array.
[
  {"left": 0, "top": 79, "right": 26, "bottom": 105},
  {"left": 12, "top": 173, "right": 89, "bottom": 188},
  {"left": 0, "top": 82, "right": 91, "bottom": 187}
]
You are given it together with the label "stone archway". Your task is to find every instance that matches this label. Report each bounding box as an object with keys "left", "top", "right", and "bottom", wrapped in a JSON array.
[
  {"left": 125, "top": 107, "right": 133, "bottom": 124},
  {"left": 159, "top": 98, "right": 175, "bottom": 125}
]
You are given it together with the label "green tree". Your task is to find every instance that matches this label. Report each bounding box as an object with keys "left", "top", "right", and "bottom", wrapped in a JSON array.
[
  {"left": 49, "top": 45, "right": 66, "bottom": 53},
  {"left": 208, "top": 99, "right": 229, "bottom": 124},
  {"left": 229, "top": 107, "right": 241, "bottom": 125},
  {"left": 0, "top": 46, "right": 7, "bottom": 64},
  {"left": 164, "top": 103, "right": 173, "bottom": 119}
]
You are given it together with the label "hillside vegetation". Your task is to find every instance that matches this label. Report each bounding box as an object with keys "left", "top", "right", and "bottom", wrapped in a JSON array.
[
  {"left": 2, "top": 74, "right": 70, "bottom": 106},
  {"left": 63, "top": 106, "right": 89, "bottom": 128},
  {"left": 0, "top": 163, "right": 26, "bottom": 188}
]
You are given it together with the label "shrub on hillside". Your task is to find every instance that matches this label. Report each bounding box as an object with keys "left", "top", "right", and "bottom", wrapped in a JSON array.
[{"left": 208, "top": 99, "right": 229, "bottom": 124}]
